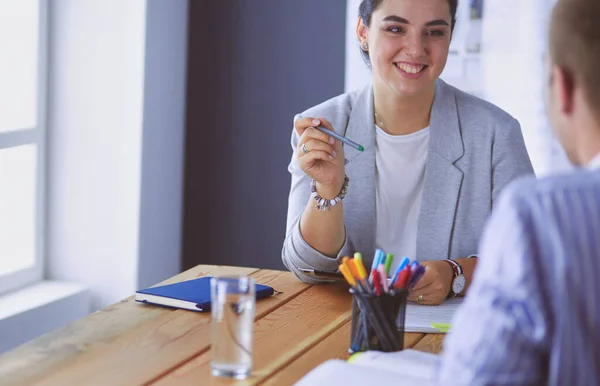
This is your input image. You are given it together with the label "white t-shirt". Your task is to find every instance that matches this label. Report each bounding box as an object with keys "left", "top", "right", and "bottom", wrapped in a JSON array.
[{"left": 375, "top": 125, "right": 430, "bottom": 273}]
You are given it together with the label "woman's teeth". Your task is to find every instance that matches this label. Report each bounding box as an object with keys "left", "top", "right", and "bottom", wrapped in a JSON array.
[{"left": 396, "top": 63, "right": 426, "bottom": 74}]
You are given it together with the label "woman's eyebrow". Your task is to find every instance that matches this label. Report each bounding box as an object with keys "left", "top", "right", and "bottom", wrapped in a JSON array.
[{"left": 382, "top": 15, "right": 449, "bottom": 27}]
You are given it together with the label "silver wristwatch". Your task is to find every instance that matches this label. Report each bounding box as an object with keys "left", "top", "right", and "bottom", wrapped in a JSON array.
[{"left": 443, "top": 259, "right": 466, "bottom": 298}]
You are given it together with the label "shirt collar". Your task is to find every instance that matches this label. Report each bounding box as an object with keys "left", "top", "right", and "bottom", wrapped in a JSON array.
[{"left": 587, "top": 152, "right": 600, "bottom": 170}]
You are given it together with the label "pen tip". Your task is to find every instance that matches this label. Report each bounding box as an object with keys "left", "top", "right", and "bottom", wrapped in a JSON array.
[{"left": 358, "top": 146, "right": 365, "bottom": 152}]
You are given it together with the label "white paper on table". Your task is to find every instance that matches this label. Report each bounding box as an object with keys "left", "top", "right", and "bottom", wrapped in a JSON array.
[
  {"left": 402, "top": 298, "right": 463, "bottom": 333},
  {"left": 295, "top": 350, "right": 436, "bottom": 386}
]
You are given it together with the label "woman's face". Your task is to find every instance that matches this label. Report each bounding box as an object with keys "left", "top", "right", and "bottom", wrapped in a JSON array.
[{"left": 358, "top": 0, "right": 452, "bottom": 98}]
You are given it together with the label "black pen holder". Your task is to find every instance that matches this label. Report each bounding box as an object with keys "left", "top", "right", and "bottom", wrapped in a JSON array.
[{"left": 349, "top": 288, "right": 408, "bottom": 353}]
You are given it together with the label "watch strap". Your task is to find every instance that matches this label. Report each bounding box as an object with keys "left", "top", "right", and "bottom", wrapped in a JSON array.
[
  {"left": 443, "top": 259, "right": 463, "bottom": 298},
  {"left": 443, "top": 258, "right": 463, "bottom": 275}
]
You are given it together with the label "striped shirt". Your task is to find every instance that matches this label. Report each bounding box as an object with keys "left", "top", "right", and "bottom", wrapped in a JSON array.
[{"left": 436, "top": 161, "right": 600, "bottom": 385}]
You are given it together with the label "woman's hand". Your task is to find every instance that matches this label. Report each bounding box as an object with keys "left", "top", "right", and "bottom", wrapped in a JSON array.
[
  {"left": 407, "top": 260, "right": 454, "bottom": 306},
  {"left": 295, "top": 117, "right": 345, "bottom": 198}
]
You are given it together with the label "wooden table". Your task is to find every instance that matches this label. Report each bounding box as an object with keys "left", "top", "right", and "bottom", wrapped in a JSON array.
[{"left": 0, "top": 265, "right": 445, "bottom": 386}]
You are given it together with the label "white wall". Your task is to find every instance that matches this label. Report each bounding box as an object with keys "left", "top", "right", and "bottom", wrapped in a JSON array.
[
  {"left": 480, "top": 0, "right": 570, "bottom": 176},
  {"left": 344, "top": 0, "right": 369, "bottom": 92},
  {"left": 46, "top": 0, "right": 187, "bottom": 311}
]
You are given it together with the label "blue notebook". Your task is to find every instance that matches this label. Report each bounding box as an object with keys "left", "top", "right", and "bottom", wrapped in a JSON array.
[{"left": 134, "top": 276, "right": 275, "bottom": 312}]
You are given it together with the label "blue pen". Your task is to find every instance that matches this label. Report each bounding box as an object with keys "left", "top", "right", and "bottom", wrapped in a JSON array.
[
  {"left": 315, "top": 125, "right": 365, "bottom": 152},
  {"left": 390, "top": 256, "right": 410, "bottom": 285}
]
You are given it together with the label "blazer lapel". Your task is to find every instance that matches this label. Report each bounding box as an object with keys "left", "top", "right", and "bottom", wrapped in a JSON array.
[
  {"left": 417, "top": 80, "right": 465, "bottom": 260},
  {"left": 342, "top": 86, "right": 377, "bottom": 260}
]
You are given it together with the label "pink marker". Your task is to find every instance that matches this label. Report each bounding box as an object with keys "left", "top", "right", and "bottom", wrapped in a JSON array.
[{"left": 377, "top": 264, "right": 389, "bottom": 293}]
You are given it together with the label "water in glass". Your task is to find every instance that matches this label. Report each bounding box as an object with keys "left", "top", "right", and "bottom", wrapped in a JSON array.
[{"left": 211, "top": 278, "right": 255, "bottom": 379}]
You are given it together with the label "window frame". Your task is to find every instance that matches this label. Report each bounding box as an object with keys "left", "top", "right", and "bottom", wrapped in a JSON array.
[{"left": 0, "top": 0, "right": 48, "bottom": 295}]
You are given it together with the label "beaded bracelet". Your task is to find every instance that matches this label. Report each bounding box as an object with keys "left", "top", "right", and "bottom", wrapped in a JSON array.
[{"left": 310, "top": 176, "right": 349, "bottom": 211}]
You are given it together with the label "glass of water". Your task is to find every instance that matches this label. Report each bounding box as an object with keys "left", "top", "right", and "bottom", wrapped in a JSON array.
[{"left": 210, "top": 276, "right": 256, "bottom": 379}]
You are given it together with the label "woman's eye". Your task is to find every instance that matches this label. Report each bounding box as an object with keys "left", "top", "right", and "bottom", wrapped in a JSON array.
[
  {"left": 388, "top": 26, "right": 405, "bottom": 33},
  {"left": 426, "top": 30, "right": 445, "bottom": 37}
]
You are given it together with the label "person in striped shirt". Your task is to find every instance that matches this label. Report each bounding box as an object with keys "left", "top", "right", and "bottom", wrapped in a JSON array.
[{"left": 436, "top": 0, "right": 600, "bottom": 384}]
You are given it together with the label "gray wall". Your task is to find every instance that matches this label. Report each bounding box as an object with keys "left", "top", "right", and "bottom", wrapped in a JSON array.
[
  {"left": 137, "top": 0, "right": 188, "bottom": 289},
  {"left": 183, "top": 1, "right": 347, "bottom": 270}
]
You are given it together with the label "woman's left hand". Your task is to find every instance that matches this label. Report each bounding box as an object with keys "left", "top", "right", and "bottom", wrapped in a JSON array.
[{"left": 407, "top": 260, "right": 454, "bottom": 306}]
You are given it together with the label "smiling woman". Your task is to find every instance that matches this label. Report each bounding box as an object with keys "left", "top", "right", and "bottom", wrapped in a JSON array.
[
  {"left": 357, "top": 0, "right": 456, "bottom": 103},
  {"left": 282, "top": 0, "right": 534, "bottom": 306}
]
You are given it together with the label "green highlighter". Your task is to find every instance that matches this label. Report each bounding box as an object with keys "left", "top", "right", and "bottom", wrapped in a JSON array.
[
  {"left": 431, "top": 323, "right": 452, "bottom": 333},
  {"left": 384, "top": 253, "right": 394, "bottom": 275},
  {"left": 347, "top": 352, "right": 365, "bottom": 364}
]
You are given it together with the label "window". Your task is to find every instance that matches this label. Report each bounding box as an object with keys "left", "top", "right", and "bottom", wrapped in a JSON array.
[{"left": 0, "top": 0, "right": 47, "bottom": 295}]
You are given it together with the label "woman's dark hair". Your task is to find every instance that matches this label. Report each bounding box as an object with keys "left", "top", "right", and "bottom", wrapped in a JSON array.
[{"left": 358, "top": 0, "right": 458, "bottom": 64}]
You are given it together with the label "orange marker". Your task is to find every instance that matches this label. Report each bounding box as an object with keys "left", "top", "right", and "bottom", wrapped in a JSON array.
[{"left": 339, "top": 263, "right": 357, "bottom": 287}]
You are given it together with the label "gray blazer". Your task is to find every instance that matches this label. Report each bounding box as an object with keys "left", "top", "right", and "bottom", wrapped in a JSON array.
[{"left": 282, "top": 80, "right": 534, "bottom": 283}]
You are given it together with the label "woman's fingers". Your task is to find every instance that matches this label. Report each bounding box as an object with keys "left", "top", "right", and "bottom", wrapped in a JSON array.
[
  {"left": 296, "top": 118, "right": 336, "bottom": 142},
  {"left": 294, "top": 117, "right": 316, "bottom": 136},
  {"left": 295, "top": 117, "right": 332, "bottom": 137},
  {"left": 408, "top": 284, "right": 445, "bottom": 305},
  {"left": 295, "top": 118, "right": 346, "bottom": 159},
  {"left": 303, "top": 150, "right": 335, "bottom": 164},
  {"left": 304, "top": 126, "right": 335, "bottom": 144},
  {"left": 296, "top": 125, "right": 337, "bottom": 161},
  {"left": 407, "top": 283, "right": 433, "bottom": 302},
  {"left": 294, "top": 117, "right": 345, "bottom": 186},
  {"left": 297, "top": 138, "right": 336, "bottom": 159},
  {"left": 317, "top": 117, "right": 345, "bottom": 155},
  {"left": 316, "top": 117, "right": 335, "bottom": 132}
]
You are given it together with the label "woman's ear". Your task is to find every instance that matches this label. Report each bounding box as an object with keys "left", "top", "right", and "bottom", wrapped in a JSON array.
[{"left": 356, "top": 17, "right": 368, "bottom": 47}]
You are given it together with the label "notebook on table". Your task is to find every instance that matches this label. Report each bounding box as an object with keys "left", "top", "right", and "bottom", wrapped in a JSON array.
[
  {"left": 295, "top": 349, "right": 439, "bottom": 386},
  {"left": 134, "top": 276, "right": 275, "bottom": 312},
  {"left": 404, "top": 297, "right": 463, "bottom": 333}
]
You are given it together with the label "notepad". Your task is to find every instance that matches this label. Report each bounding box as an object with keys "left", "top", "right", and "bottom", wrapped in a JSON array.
[
  {"left": 295, "top": 349, "right": 438, "bottom": 386},
  {"left": 403, "top": 298, "right": 462, "bottom": 333},
  {"left": 134, "top": 276, "right": 275, "bottom": 312}
]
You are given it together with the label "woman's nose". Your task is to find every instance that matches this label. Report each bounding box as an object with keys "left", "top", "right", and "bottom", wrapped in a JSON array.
[{"left": 405, "top": 35, "right": 427, "bottom": 58}]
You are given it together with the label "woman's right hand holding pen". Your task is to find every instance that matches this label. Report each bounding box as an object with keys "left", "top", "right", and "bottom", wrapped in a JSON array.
[{"left": 295, "top": 117, "right": 346, "bottom": 198}]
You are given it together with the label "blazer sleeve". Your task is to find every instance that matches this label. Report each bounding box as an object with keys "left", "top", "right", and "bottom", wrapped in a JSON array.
[
  {"left": 491, "top": 118, "right": 535, "bottom": 206},
  {"left": 281, "top": 114, "right": 354, "bottom": 284}
]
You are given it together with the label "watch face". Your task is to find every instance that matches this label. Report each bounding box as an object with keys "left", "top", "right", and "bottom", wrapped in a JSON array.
[{"left": 453, "top": 274, "right": 466, "bottom": 294}]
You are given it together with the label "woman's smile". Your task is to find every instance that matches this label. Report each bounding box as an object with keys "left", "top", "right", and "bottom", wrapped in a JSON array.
[{"left": 395, "top": 61, "right": 429, "bottom": 79}]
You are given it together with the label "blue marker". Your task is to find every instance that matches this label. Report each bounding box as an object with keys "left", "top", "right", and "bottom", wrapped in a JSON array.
[
  {"left": 400, "top": 257, "right": 412, "bottom": 271},
  {"left": 369, "top": 250, "right": 381, "bottom": 282},
  {"left": 390, "top": 256, "right": 410, "bottom": 285},
  {"left": 371, "top": 250, "right": 380, "bottom": 272},
  {"left": 377, "top": 249, "right": 385, "bottom": 266},
  {"left": 371, "top": 249, "right": 385, "bottom": 272}
]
